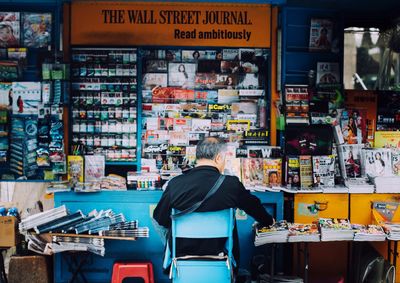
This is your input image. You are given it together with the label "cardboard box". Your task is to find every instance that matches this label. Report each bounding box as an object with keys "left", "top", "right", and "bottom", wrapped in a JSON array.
[{"left": 0, "top": 216, "right": 17, "bottom": 247}]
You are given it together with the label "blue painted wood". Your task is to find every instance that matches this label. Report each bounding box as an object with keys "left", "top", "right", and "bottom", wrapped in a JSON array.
[{"left": 54, "top": 190, "right": 284, "bottom": 283}]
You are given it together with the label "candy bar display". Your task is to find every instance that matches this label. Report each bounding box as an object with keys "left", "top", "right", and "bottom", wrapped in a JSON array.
[
  {"left": 71, "top": 48, "right": 137, "bottom": 162},
  {"left": 141, "top": 47, "right": 272, "bottom": 182}
]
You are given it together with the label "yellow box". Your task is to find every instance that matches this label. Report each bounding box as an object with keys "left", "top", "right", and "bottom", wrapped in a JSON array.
[
  {"left": 0, "top": 216, "right": 17, "bottom": 247},
  {"left": 294, "top": 193, "right": 348, "bottom": 223}
]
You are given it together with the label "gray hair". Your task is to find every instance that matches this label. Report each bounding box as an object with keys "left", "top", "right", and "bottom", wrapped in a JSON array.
[{"left": 196, "top": 137, "right": 226, "bottom": 160}]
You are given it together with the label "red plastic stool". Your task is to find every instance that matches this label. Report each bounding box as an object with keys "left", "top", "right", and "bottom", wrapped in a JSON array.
[{"left": 111, "top": 262, "right": 154, "bottom": 283}]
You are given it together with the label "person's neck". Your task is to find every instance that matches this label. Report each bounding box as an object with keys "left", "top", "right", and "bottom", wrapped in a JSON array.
[{"left": 196, "top": 159, "right": 221, "bottom": 173}]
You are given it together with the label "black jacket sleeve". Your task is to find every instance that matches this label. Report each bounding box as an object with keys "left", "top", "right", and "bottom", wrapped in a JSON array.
[
  {"left": 235, "top": 181, "right": 274, "bottom": 227},
  {"left": 153, "top": 187, "right": 172, "bottom": 228}
]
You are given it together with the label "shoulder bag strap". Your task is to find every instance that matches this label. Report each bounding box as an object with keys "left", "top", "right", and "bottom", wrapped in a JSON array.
[{"left": 171, "top": 175, "right": 225, "bottom": 219}]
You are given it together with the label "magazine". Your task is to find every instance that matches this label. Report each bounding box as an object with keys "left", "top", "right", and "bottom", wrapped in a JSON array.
[
  {"left": 197, "top": 60, "right": 221, "bottom": 73},
  {"left": 12, "top": 81, "right": 41, "bottom": 114},
  {"left": 263, "top": 158, "right": 282, "bottom": 187},
  {"left": 168, "top": 63, "right": 196, "bottom": 88},
  {"left": 309, "top": 18, "right": 333, "bottom": 51},
  {"left": 0, "top": 12, "right": 20, "bottom": 47},
  {"left": 144, "top": 60, "right": 167, "bottom": 73},
  {"left": 142, "top": 73, "right": 168, "bottom": 89},
  {"left": 312, "top": 155, "right": 335, "bottom": 187},
  {"left": 231, "top": 101, "right": 257, "bottom": 117},
  {"left": 316, "top": 62, "right": 340, "bottom": 85},
  {"left": 362, "top": 148, "right": 392, "bottom": 177},
  {"left": 191, "top": 118, "right": 211, "bottom": 131},
  {"left": 241, "top": 158, "right": 264, "bottom": 188},
  {"left": 377, "top": 91, "right": 400, "bottom": 131},
  {"left": 84, "top": 155, "right": 105, "bottom": 183},
  {"left": 0, "top": 82, "right": 11, "bottom": 107},
  {"left": 222, "top": 49, "right": 239, "bottom": 60},
  {"left": 22, "top": 13, "right": 51, "bottom": 48},
  {"left": 299, "top": 155, "right": 313, "bottom": 188},
  {"left": 217, "top": 89, "right": 239, "bottom": 104},
  {"left": 67, "top": 155, "right": 84, "bottom": 184},
  {"left": 337, "top": 144, "right": 364, "bottom": 179},
  {"left": 286, "top": 156, "right": 301, "bottom": 188}
]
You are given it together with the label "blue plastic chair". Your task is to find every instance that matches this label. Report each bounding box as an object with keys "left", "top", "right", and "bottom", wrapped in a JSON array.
[{"left": 169, "top": 208, "right": 235, "bottom": 283}]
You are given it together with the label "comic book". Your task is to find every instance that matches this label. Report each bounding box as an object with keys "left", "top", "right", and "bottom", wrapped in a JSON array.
[
  {"left": 309, "top": 18, "right": 333, "bottom": 51},
  {"left": 263, "top": 158, "right": 282, "bottom": 187},
  {"left": 299, "top": 155, "right": 313, "bottom": 188},
  {"left": 22, "top": 13, "right": 51, "bottom": 48},
  {"left": 286, "top": 156, "right": 301, "bottom": 188},
  {"left": 312, "top": 155, "right": 335, "bottom": 187},
  {"left": 241, "top": 158, "right": 264, "bottom": 188},
  {"left": 362, "top": 148, "right": 392, "bottom": 177}
]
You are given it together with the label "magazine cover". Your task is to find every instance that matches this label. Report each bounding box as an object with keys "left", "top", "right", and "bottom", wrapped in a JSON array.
[
  {"left": 345, "top": 90, "right": 377, "bottom": 145},
  {"left": 285, "top": 125, "right": 333, "bottom": 155},
  {"left": 226, "top": 120, "right": 250, "bottom": 132},
  {"left": 197, "top": 60, "right": 221, "bottom": 73},
  {"left": 299, "top": 155, "right": 313, "bottom": 188},
  {"left": 67, "top": 155, "right": 84, "bottom": 184},
  {"left": 241, "top": 158, "right": 264, "bottom": 188},
  {"left": 239, "top": 89, "right": 264, "bottom": 97},
  {"left": 263, "top": 158, "right": 282, "bottom": 187},
  {"left": 286, "top": 156, "right": 301, "bottom": 188},
  {"left": 337, "top": 144, "right": 364, "bottom": 179},
  {"left": 239, "top": 48, "right": 255, "bottom": 62},
  {"left": 316, "top": 62, "right": 340, "bottom": 85},
  {"left": 392, "top": 150, "right": 400, "bottom": 176},
  {"left": 168, "top": 63, "right": 196, "bottom": 88},
  {"left": 221, "top": 61, "right": 240, "bottom": 73},
  {"left": 144, "top": 60, "right": 167, "bottom": 73},
  {"left": 182, "top": 50, "right": 216, "bottom": 61},
  {"left": 247, "top": 146, "right": 281, "bottom": 159},
  {"left": 174, "top": 118, "right": 192, "bottom": 131},
  {"left": 158, "top": 117, "right": 174, "bottom": 130},
  {"left": 375, "top": 131, "right": 400, "bottom": 149},
  {"left": 217, "top": 89, "right": 239, "bottom": 104},
  {"left": 166, "top": 145, "right": 186, "bottom": 170},
  {"left": 0, "top": 12, "right": 20, "bottom": 47},
  {"left": 312, "top": 155, "right": 335, "bottom": 187},
  {"left": 222, "top": 49, "right": 239, "bottom": 60},
  {"left": 184, "top": 146, "right": 197, "bottom": 167},
  {"left": 309, "top": 18, "right": 333, "bottom": 51},
  {"left": 12, "top": 82, "right": 41, "bottom": 114},
  {"left": 210, "top": 113, "right": 226, "bottom": 131},
  {"left": 231, "top": 101, "right": 257, "bottom": 117},
  {"left": 362, "top": 148, "right": 392, "bottom": 177},
  {"left": 142, "top": 73, "right": 168, "bottom": 89},
  {"left": 172, "top": 89, "right": 195, "bottom": 102},
  {"left": 340, "top": 109, "right": 367, "bottom": 144},
  {"left": 191, "top": 118, "right": 211, "bottom": 131},
  {"left": 0, "top": 82, "right": 11, "bottom": 107},
  {"left": 84, "top": 155, "right": 105, "bottom": 182},
  {"left": 169, "top": 131, "right": 189, "bottom": 146},
  {"left": 243, "top": 129, "right": 269, "bottom": 146},
  {"left": 22, "top": 13, "right": 51, "bottom": 48},
  {"left": 195, "top": 73, "right": 229, "bottom": 89},
  {"left": 237, "top": 73, "right": 259, "bottom": 89},
  {"left": 151, "top": 87, "right": 176, "bottom": 103},
  {"left": 224, "top": 158, "right": 241, "bottom": 179},
  {"left": 377, "top": 91, "right": 400, "bottom": 131},
  {"left": 166, "top": 49, "right": 181, "bottom": 61}
]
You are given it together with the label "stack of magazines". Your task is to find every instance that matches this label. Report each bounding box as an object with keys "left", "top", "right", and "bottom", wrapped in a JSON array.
[
  {"left": 352, "top": 224, "right": 386, "bottom": 241},
  {"left": 254, "top": 220, "right": 289, "bottom": 246},
  {"left": 288, "top": 223, "right": 320, "bottom": 242},
  {"left": 318, "top": 218, "right": 354, "bottom": 241},
  {"left": 381, "top": 223, "right": 400, "bottom": 240}
]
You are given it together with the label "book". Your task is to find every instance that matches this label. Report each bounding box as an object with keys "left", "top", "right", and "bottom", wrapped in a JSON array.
[
  {"left": 337, "top": 144, "right": 364, "bottom": 179},
  {"left": 67, "top": 155, "right": 84, "bottom": 184},
  {"left": 263, "top": 158, "right": 282, "bottom": 187},
  {"left": 241, "top": 158, "right": 264, "bottom": 188},
  {"left": 362, "top": 148, "right": 392, "bottom": 177},
  {"left": 84, "top": 155, "right": 105, "bottom": 182},
  {"left": 286, "top": 156, "right": 301, "bottom": 188},
  {"left": 312, "top": 155, "right": 335, "bottom": 187},
  {"left": 22, "top": 13, "right": 51, "bottom": 48},
  {"left": 0, "top": 12, "right": 20, "bottom": 47},
  {"left": 299, "top": 155, "right": 313, "bottom": 188},
  {"left": 309, "top": 18, "right": 333, "bottom": 51},
  {"left": 316, "top": 62, "right": 340, "bottom": 85}
]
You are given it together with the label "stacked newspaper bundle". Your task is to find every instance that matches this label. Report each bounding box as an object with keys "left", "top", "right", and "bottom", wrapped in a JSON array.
[
  {"left": 288, "top": 223, "right": 320, "bottom": 242},
  {"left": 19, "top": 205, "right": 69, "bottom": 233},
  {"left": 318, "top": 218, "right": 354, "bottom": 241},
  {"left": 381, "top": 223, "right": 400, "bottom": 240},
  {"left": 100, "top": 221, "right": 150, "bottom": 238},
  {"left": 254, "top": 220, "right": 289, "bottom": 246},
  {"left": 373, "top": 176, "right": 400, "bottom": 193},
  {"left": 352, "top": 224, "right": 386, "bottom": 241}
]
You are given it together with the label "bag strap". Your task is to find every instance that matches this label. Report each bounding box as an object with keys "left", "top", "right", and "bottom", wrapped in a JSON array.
[{"left": 171, "top": 175, "right": 225, "bottom": 219}]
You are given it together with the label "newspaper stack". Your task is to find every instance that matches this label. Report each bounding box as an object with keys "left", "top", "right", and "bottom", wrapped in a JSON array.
[
  {"left": 352, "top": 224, "right": 386, "bottom": 241},
  {"left": 288, "top": 223, "right": 320, "bottom": 242},
  {"left": 254, "top": 220, "right": 289, "bottom": 246},
  {"left": 345, "top": 178, "right": 375, "bottom": 193},
  {"left": 19, "top": 205, "right": 69, "bottom": 233},
  {"left": 100, "top": 220, "right": 150, "bottom": 238},
  {"left": 381, "top": 223, "right": 400, "bottom": 240},
  {"left": 318, "top": 218, "right": 354, "bottom": 241},
  {"left": 373, "top": 176, "right": 400, "bottom": 193}
]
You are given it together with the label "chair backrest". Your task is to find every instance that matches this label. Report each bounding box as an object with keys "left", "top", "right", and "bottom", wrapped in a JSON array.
[{"left": 171, "top": 208, "right": 235, "bottom": 260}]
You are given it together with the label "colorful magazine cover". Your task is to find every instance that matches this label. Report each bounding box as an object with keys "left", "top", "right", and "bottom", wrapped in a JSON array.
[
  {"left": 217, "top": 89, "right": 239, "bottom": 104},
  {"left": 263, "top": 158, "right": 282, "bottom": 187},
  {"left": 312, "top": 155, "right": 335, "bottom": 187},
  {"left": 340, "top": 109, "right": 367, "bottom": 144},
  {"left": 84, "top": 155, "right": 105, "bottom": 182},
  {"left": 374, "top": 131, "right": 400, "bottom": 149},
  {"left": 299, "top": 155, "right": 313, "bottom": 188},
  {"left": 309, "top": 18, "right": 333, "bottom": 51},
  {"left": 286, "top": 156, "right": 301, "bottom": 188},
  {"left": 0, "top": 12, "right": 20, "bottom": 47},
  {"left": 362, "top": 148, "right": 392, "bottom": 177},
  {"left": 67, "top": 155, "right": 84, "bottom": 184},
  {"left": 337, "top": 144, "right": 364, "bottom": 179},
  {"left": 224, "top": 158, "right": 241, "bottom": 179},
  {"left": 142, "top": 73, "right": 168, "bottom": 89},
  {"left": 168, "top": 63, "right": 196, "bottom": 88},
  {"left": 191, "top": 118, "right": 211, "bottom": 131},
  {"left": 22, "top": 13, "right": 51, "bottom": 48},
  {"left": 222, "top": 49, "right": 239, "bottom": 60},
  {"left": 195, "top": 73, "right": 229, "bottom": 89},
  {"left": 241, "top": 158, "right": 264, "bottom": 188},
  {"left": 231, "top": 101, "right": 257, "bottom": 117},
  {"left": 11, "top": 81, "right": 41, "bottom": 114}
]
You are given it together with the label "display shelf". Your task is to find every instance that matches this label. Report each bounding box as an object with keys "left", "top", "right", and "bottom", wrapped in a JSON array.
[{"left": 105, "top": 161, "right": 137, "bottom": 166}]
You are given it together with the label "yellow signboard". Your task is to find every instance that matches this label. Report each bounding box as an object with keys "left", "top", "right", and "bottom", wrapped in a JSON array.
[{"left": 71, "top": 1, "right": 271, "bottom": 47}]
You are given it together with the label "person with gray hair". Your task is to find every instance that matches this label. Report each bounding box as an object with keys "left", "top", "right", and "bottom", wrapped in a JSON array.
[{"left": 153, "top": 136, "right": 274, "bottom": 273}]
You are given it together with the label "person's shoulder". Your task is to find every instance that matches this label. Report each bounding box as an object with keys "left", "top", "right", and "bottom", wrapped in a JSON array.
[{"left": 223, "top": 175, "right": 242, "bottom": 186}]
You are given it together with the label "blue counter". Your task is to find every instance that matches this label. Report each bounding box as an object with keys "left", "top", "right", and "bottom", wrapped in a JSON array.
[{"left": 54, "top": 190, "right": 283, "bottom": 283}]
